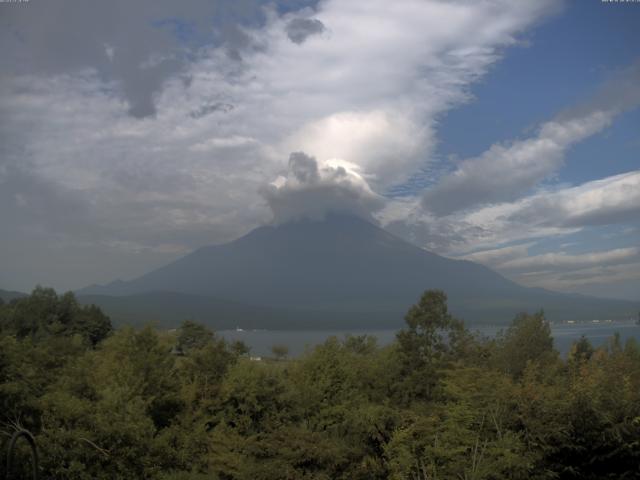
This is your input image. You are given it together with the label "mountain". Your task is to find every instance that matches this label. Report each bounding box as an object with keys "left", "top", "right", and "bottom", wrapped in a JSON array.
[
  {"left": 77, "top": 292, "right": 296, "bottom": 330},
  {"left": 78, "top": 215, "right": 639, "bottom": 328},
  {"left": 0, "top": 288, "right": 28, "bottom": 303}
]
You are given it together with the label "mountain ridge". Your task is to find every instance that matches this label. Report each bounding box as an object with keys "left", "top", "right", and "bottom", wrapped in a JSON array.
[
  {"left": 75, "top": 215, "right": 639, "bottom": 328},
  {"left": 0, "top": 288, "right": 28, "bottom": 303}
]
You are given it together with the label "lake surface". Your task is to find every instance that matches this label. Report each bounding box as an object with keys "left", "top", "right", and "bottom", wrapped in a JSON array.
[{"left": 219, "top": 322, "right": 640, "bottom": 358}]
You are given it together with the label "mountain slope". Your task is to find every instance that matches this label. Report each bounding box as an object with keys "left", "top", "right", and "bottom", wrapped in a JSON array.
[
  {"left": 0, "top": 288, "right": 28, "bottom": 303},
  {"left": 78, "top": 215, "right": 639, "bottom": 326}
]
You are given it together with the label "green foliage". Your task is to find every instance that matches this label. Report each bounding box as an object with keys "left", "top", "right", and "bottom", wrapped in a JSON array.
[
  {"left": 569, "top": 334, "right": 595, "bottom": 364},
  {"left": 494, "top": 310, "right": 557, "bottom": 379},
  {"left": 1, "top": 287, "right": 640, "bottom": 479},
  {"left": 0, "top": 286, "right": 112, "bottom": 346},
  {"left": 395, "top": 290, "right": 465, "bottom": 401},
  {"left": 177, "top": 320, "right": 214, "bottom": 354},
  {"left": 271, "top": 344, "right": 289, "bottom": 360}
]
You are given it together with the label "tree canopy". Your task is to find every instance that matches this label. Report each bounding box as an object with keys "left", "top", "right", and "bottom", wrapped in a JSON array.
[{"left": 1, "top": 287, "right": 639, "bottom": 479}]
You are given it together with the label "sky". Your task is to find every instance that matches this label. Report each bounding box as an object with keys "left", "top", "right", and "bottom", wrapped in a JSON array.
[{"left": 0, "top": 0, "right": 639, "bottom": 300}]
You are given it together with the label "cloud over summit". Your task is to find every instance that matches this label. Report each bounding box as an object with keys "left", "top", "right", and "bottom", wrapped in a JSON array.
[{"left": 262, "top": 152, "right": 384, "bottom": 224}]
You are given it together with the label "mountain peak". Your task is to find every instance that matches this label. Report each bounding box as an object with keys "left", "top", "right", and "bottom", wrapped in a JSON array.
[{"left": 77, "top": 216, "right": 639, "bottom": 326}]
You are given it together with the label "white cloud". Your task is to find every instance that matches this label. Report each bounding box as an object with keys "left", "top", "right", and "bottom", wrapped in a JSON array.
[
  {"left": 474, "top": 170, "right": 640, "bottom": 252},
  {"left": 9, "top": 1, "right": 636, "bottom": 299},
  {"left": 422, "top": 108, "right": 628, "bottom": 216},
  {"left": 514, "top": 261, "right": 640, "bottom": 294},
  {"left": 284, "top": 110, "right": 427, "bottom": 189},
  {"left": 253, "top": 0, "right": 559, "bottom": 188},
  {"left": 420, "top": 62, "right": 640, "bottom": 216},
  {"left": 507, "top": 170, "right": 640, "bottom": 228},
  {"left": 453, "top": 240, "right": 640, "bottom": 299},
  {"left": 0, "top": 0, "right": 637, "bottom": 302},
  {"left": 380, "top": 167, "right": 640, "bottom": 297},
  {"left": 466, "top": 245, "right": 639, "bottom": 273},
  {"left": 382, "top": 170, "right": 640, "bottom": 257},
  {"left": 1, "top": 0, "right": 562, "bottom": 291},
  {"left": 460, "top": 243, "right": 535, "bottom": 266},
  {"left": 189, "top": 135, "right": 257, "bottom": 152}
]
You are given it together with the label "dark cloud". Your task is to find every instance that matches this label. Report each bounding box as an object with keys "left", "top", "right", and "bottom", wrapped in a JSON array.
[
  {"left": 288, "top": 151, "right": 320, "bottom": 183},
  {"left": 285, "top": 17, "right": 325, "bottom": 44},
  {"left": 0, "top": 0, "right": 290, "bottom": 118},
  {"left": 189, "top": 102, "right": 234, "bottom": 119},
  {"left": 261, "top": 152, "right": 384, "bottom": 224}
]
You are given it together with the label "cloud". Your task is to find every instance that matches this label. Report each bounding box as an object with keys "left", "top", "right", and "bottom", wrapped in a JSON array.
[
  {"left": 189, "top": 102, "right": 234, "bottom": 119},
  {"left": 0, "top": 0, "right": 561, "bottom": 290},
  {"left": 464, "top": 243, "right": 640, "bottom": 299},
  {"left": 231, "top": 0, "right": 560, "bottom": 189},
  {"left": 460, "top": 243, "right": 535, "bottom": 267},
  {"left": 500, "top": 247, "right": 639, "bottom": 272},
  {"left": 443, "top": 219, "right": 640, "bottom": 300},
  {"left": 422, "top": 64, "right": 640, "bottom": 216},
  {"left": 0, "top": 0, "right": 283, "bottom": 117},
  {"left": 0, "top": 1, "right": 636, "bottom": 300},
  {"left": 465, "top": 171, "right": 640, "bottom": 251},
  {"left": 514, "top": 261, "right": 640, "bottom": 297},
  {"left": 504, "top": 170, "right": 640, "bottom": 229},
  {"left": 261, "top": 152, "right": 384, "bottom": 223},
  {"left": 382, "top": 170, "right": 640, "bottom": 256},
  {"left": 286, "top": 18, "right": 325, "bottom": 44},
  {"left": 464, "top": 244, "right": 639, "bottom": 274},
  {"left": 285, "top": 110, "right": 428, "bottom": 190}
]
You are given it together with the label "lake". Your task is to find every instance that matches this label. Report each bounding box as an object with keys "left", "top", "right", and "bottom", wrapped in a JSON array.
[{"left": 219, "top": 321, "right": 640, "bottom": 358}]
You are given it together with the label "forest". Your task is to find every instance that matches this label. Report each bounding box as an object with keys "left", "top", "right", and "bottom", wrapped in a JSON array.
[{"left": 1, "top": 287, "right": 639, "bottom": 479}]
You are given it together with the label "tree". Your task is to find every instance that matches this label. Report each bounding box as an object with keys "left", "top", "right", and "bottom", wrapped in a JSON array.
[
  {"left": 230, "top": 340, "right": 250, "bottom": 356},
  {"left": 4, "top": 288, "right": 640, "bottom": 479},
  {"left": 0, "top": 287, "right": 111, "bottom": 346},
  {"left": 177, "top": 336, "right": 238, "bottom": 408},
  {"left": 37, "top": 326, "right": 182, "bottom": 479},
  {"left": 496, "top": 311, "right": 557, "bottom": 379},
  {"left": 271, "top": 344, "right": 289, "bottom": 360},
  {"left": 343, "top": 334, "right": 378, "bottom": 355},
  {"left": 176, "top": 320, "right": 213, "bottom": 354},
  {"left": 73, "top": 303, "right": 112, "bottom": 346},
  {"left": 217, "top": 360, "right": 290, "bottom": 436},
  {"left": 568, "top": 335, "right": 594, "bottom": 364},
  {"left": 395, "top": 290, "right": 465, "bottom": 401}
]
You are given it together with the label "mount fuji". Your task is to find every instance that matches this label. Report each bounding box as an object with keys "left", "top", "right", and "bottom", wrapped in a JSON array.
[{"left": 77, "top": 215, "right": 639, "bottom": 329}]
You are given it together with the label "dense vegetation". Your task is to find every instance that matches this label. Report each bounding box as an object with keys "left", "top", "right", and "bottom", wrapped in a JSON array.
[{"left": 1, "top": 287, "right": 639, "bottom": 479}]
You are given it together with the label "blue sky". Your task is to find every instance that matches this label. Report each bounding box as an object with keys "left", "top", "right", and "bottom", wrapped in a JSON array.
[
  {"left": 428, "top": 0, "right": 640, "bottom": 299},
  {"left": 438, "top": 0, "right": 639, "bottom": 174},
  {"left": 0, "top": 0, "right": 638, "bottom": 300}
]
